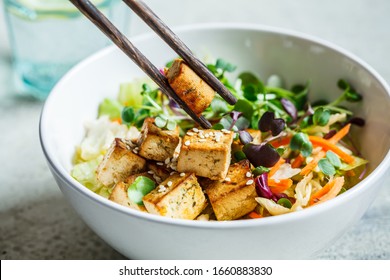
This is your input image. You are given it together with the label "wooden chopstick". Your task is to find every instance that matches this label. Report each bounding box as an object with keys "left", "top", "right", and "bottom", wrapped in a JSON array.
[
  {"left": 70, "top": 0, "right": 212, "bottom": 128},
  {"left": 123, "top": 0, "right": 237, "bottom": 106}
]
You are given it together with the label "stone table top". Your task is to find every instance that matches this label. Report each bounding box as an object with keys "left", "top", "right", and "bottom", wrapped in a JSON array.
[{"left": 0, "top": 0, "right": 389, "bottom": 259}]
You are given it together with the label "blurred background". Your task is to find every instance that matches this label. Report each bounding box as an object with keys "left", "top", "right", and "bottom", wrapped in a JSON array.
[{"left": 0, "top": 0, "right": 389, "bottom": 259}]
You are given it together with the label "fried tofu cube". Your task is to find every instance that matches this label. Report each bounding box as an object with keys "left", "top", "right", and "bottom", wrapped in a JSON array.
[
  {"left": 96, "top": 138, "right": 146, "bottom": 186},
  {"left": 109, "top": 172, "right": 153, "bottom": 212},
  {"left": 143, "top": 173, "right": 207, "bottom": 220},
  {"left": 146, "top": 161, "right": 171, "bottom": 183},
  {"left": 204, "top": 160, "right": 257, "bottom": 221},
  {"left": 166, "top": 59, "right": 215, "bottom": 115},
  {"left": 137, "top": 118, "right": 180, "bottom": 162},
  {"left": 177, "top": 129, "right": 234, "bottom": 180}
]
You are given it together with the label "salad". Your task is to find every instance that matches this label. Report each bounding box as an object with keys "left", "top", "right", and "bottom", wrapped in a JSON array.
[{"left": 71, "top": 58, "right": 367, "bottom": 221}]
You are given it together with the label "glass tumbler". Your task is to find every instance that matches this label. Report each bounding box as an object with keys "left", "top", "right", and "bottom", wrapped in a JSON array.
[{"left": 3, "top": 0, "right": 130, "bottom": 99}]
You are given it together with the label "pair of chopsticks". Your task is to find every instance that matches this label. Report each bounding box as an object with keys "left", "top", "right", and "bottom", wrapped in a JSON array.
[{"left": 70, "top": 0, "right": 237, "bottom": 128}]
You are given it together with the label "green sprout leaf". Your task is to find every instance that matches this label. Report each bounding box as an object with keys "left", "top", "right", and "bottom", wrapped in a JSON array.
[
  {"left": 128, "top": 176, "right": 156, "bottom": 205},
  {"left": 154, "top": 116, "right": 167, "bottom": 128},
  {"left": 326, "top": 151, "right": 342, "bottom": 169},
  {"left": 252, "top": 166, "right": 270, "bottom": 177},
  {"left": 234, "top": 99, "right": 254, "bottom": 120},
  {"left": 313, "top": 107, "right": 331, "bottom": 126},
  {"left": 243, "top": 84, "right": 258, "bottom": 101},
  {"left": 318, "top": 158, "right": 336, "bottom": 176},
  {"left": 277, "top": 198, "right": 292, "bottom": 209},
  {"left": 210, "top": 97, "right": 229, "bottom": 114},
  {"left": 290, "top": 132, "right": 313, "bottom": 157},
  {"left": 215, "top": 58, "right": 237, "bottom": 73},
  {"left": 234, "top": 150, "right": 247, "bottom": 161},
  {"left": 121, "top": 107, "right": 135, "bottom": 124}
]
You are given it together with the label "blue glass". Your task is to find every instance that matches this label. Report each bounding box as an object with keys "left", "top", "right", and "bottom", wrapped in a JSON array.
[{"left": 3, "top": 0, "right": 129, "bottom": 100}]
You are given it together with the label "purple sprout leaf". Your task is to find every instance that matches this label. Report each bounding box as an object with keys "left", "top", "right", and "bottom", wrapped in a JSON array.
[
  {"left": 238, "top": 130, "right": 253, "bottom": 145},
  {"left": 258, "top": 111, "right": 286, "bottom": 136},
  {"left": 281, "top": 98, "right": 298, "bottom": 121},
  {"left": 255, "top": 173, "right": 278, "bottom": 202},
  {"left": 243, "top": 143, "right": 281, "bottom": 168},
  {"left": 347, "top": 117, "right": 365, "bottom": 127}
]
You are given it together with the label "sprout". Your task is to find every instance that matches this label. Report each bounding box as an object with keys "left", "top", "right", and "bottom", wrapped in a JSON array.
[
  {"left": 243, "top": 143, "right": 280, "bottom": 168},
  {"left": 238, "top": 130, "right": 253, "bottom": 145},
  {"left": 258, "top": 111, "right": 286, "bottom": 136},
  {"left": 281, "top": 98, "right": 298, "bottom": 121}
]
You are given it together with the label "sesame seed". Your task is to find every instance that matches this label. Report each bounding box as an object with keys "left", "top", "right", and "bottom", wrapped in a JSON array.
[
  {"left": 192, "top": 127, "right": 199, "bottom": 132},
  {"left": 156, "top": 162, "right": 164, "bottom": 166},
  {"left": 186, "top": 131, "right": 195, "bottom": 136},
  {"left": 199, "top": 139, "right": 206, "bottom": 142},
  {"left": 221, "top": 129, "right": 230, "bottom": 134},
  {"left": 225, "top": 177, "right": 231, "bottom": 182},
  {"left": 184, "top": 140, "right": 190, "bottom": 146},
  {"left": 199, "top": 134, "right": 205, "bottom": 139},
  {"left": 209, "top": 131, "right": 214, "bottom": 136},
  {"left": 170, "top": 171, "right": 176, "bottom": 175},
  {"left": 134, "top": 146, "right": 139, "bottom": 151},
  {"left": 167, "top": 181, "right": 173, "bottom": 187},
  {"left": 198, "top": 130, "right": 204, "bottom": 133},
  {"left": 215, "top": 138, "right": 220, "bottom": 142},
  {"left": 246, "top": 172, "right": 252, "bottom": 178},
  {"left": 246, "top": 179, "right": 254, "bottom": 185},
  {"left": 133, "top": 150, "right": 138, "bottom": 154},
  {"left": 205, "top": 133, "right": 210, "bottom": 138},
  {"left": 180, "top": 172, "right": 186, "bottom": 177},
  {"left": 147, "top": 170, "right": 154, "bottom": 174},
  {"left": 165, "top": 158, "right": 171, "bottom": 164}
]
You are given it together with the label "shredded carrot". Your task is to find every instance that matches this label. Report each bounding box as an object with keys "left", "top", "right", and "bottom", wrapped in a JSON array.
[
  {"left": 301, "top": 124, "right": 352, "bottom": 175},
  {"left": 269, "top": 136, "right": 292, "bottom": 148},
  {"left": 291, "top": 154, "right": 305, "bottom": 168},
  {"left": 268, "top": 178, "right": 293, "bottom": 193},
  {"left": 309, "top": 177, "right": 345, "bottom": 205},
  {"left": 248, "top": 212, "right": 263, "bottom": 219},
  {"left": 268, "top": 158, "right": 286, "bottom": 178},
  {"left": 309, "top": 135, "right": 354, "bottom": 164},
  {"left": 112, "top": 117, "right": 122, "bottom": 124},
  {"left": 329, "top": 123, "right": 351, "bottom": 143}
]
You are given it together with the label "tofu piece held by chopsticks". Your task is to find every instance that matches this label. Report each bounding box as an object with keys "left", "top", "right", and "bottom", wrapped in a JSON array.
[{"left": 166, "top": 59, "right": 215, "bottom": 116}]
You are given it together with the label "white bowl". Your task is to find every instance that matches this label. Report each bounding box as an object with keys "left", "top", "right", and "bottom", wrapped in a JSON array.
[{"left": 40, "top": 23, "right": 390, "bottom": 259}]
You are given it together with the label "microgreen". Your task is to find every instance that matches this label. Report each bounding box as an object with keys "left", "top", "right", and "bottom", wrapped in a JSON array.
[
  {"left": 210, "top": 97, "right": 229, "bottom": 115},
  {"left": 234, "top": 99, "right": 254, "bottom": 120},
  {"left": 328, "top": 79, "right": 363, "bottom": 107},
  {"left": 326, "top": 151, "right": 342, "bottom": 169},
  {"left": 215, "top": 58, "right": 237, "bottom": 74},
  {"left": 238, "top": 130, "right": 253, "bottom": 145},
  {"left": 277, "top": 198, "right": 292, "bottom": 209},
  {"left": 121, "top": 107, "right": 135, "bottom": 124},
  {"left": 281, "top": 98, "right": 298, "bottom": 121},
  {"left": 266, "top": 74, "right": 283, "bottom": 88},
  {"left": 243, "top": 84, "right": 258, "bottom": 101},
  {"left": 258, "top": 111, "right": 286, "bottom": 136},
  {"left": 318, "top": 158, "right": 336, "bottom": 176},
  {"left": 154, "top": 115, "right": 177, "bottom": 130},
  {"left": 234, "top": 150, "right": 247, "bottom": 161},
  {"left": 252, "top": 166, "right": 270, "bottom": 177},
  {"left": 313, "top": 107, "right": 330, "bottom": 126},
  {"left": 243, "top": 143, "right": 280, "bottom": 167},
  {"left": 290, "top": 132, "right": 313, "bottom": 157},
  {"left": 254, "top": 173, "right": 277, "bottom": 201},
  {"left": 128, "top": 176, "right": 156, "bottom": 205}
]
